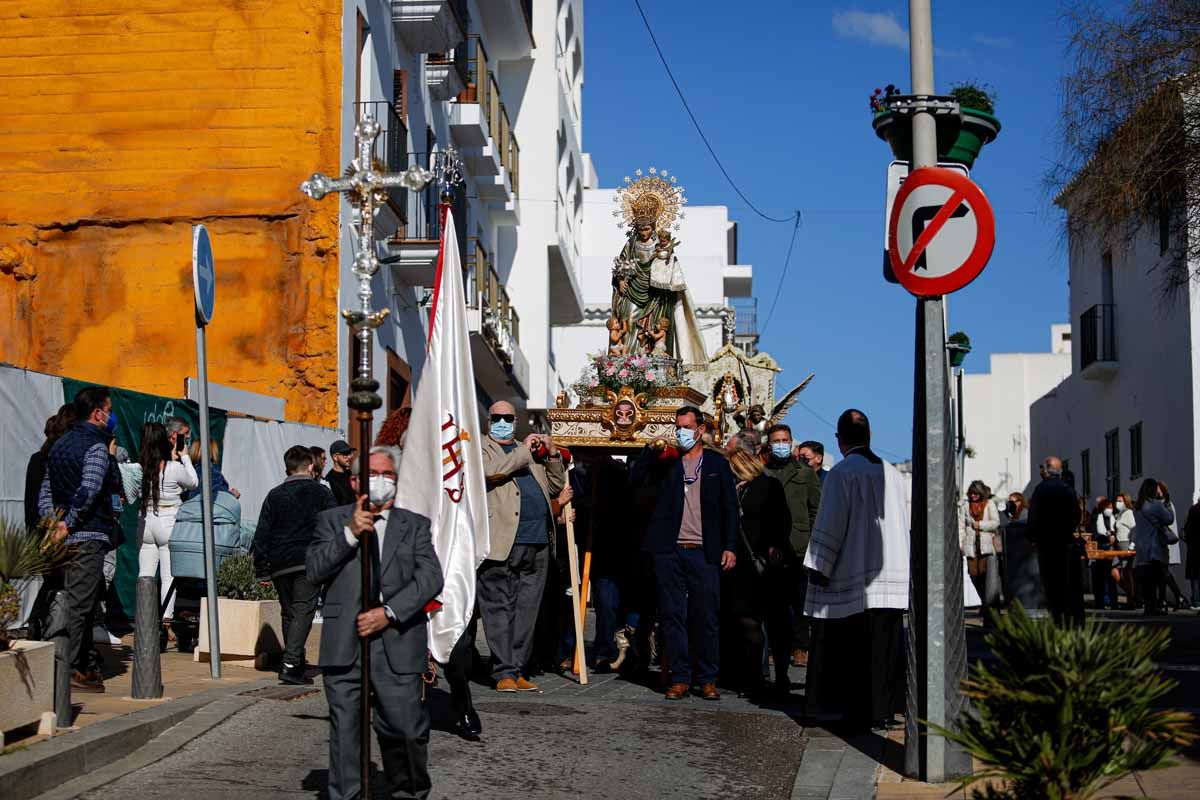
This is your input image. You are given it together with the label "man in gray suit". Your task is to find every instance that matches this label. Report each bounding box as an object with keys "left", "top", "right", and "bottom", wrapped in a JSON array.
[{"left": 307, "top": 446, "right": 444, "bottom": 800}]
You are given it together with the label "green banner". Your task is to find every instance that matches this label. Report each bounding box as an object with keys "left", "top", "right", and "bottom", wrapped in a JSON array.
[{"left": 62, "top": 379, "right": 227, "bottom": 619}]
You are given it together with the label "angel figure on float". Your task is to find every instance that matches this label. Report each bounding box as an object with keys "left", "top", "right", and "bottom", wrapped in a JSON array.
[{"left": 609, "top": 168, "right": 707, "bottom": 363}]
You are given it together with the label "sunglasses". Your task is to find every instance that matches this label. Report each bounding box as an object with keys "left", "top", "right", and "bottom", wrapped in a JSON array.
[{"left": 490, "top": 414, "right": 515, "bottom": 423}]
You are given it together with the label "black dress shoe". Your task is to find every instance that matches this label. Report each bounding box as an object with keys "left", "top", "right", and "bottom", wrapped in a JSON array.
[
  {"left": 454, "top": 710, "right": 482, "bottom": 741},
  {"left": 280, "top": 666, "right": 313, "bottom": 686}
]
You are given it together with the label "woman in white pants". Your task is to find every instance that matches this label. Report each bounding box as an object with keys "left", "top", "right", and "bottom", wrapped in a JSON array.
[{"left": 137, "top": 423, "right": 198, "bottom": 623}]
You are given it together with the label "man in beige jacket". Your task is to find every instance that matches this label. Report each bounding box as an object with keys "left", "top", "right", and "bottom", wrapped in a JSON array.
[{"left": 479, "top": 400, "right": 566, "bottom": 692}]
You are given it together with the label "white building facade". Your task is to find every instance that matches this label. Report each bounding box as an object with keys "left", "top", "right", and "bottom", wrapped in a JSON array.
[
  {"left": 1030, "top": 192, "right": 1200, "bottom": 509},
  {"left": 962, "top": 325, "right": 1071, "bottom": 498},
  {"left": 333, "top": 1, "right": 584, "bottom": 441},
  {"left": 551, "top": 187, "right": 754, "bottom": 395}
]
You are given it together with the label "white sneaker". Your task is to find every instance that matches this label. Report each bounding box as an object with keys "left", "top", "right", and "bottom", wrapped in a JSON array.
[{"left": 93, "top": 625, "right": 120, "bottom": 645}]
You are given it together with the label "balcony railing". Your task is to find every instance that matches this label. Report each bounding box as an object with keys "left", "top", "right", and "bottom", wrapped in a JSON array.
[
  {"left": 356, "top": 101, "right": 408, "bottom": 209},
  {"left": 387, "top": 151, "right": 444, "bottom": 242},
  {"left": 457, "top": 35, "right": 520, "bottom": 198},
  {"left": 731, "top": 297, "right": 758, "bottom": 336},
  {"left": 1080, "top": 303, "right": 1117, "bottom": 370},
  {"left": 469, "top": 244, "right": 520, "bottom": 348}
]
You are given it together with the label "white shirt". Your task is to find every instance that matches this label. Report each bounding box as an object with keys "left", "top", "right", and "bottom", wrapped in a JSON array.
[
  {"left": 803, "top": 449, "right": 910, "bottom": 619},
  {"left": 150, "top": 454, "right": 199, "bottom": 513},
  {"left": 342, "top": 507, "right": 397, "bottom": 619}
]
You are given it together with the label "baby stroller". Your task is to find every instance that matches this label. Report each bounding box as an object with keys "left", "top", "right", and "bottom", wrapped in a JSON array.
[{"left": 165, "top": 490, "right": 252, "bottom": 652}]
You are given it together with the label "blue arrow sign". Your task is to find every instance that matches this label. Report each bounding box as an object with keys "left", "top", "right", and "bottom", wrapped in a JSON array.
[{"left": 192, "top": 224, "right": 215, "bottom": 325}]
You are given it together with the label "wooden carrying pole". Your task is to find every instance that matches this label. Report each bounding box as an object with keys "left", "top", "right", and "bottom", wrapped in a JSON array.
[
  {"left": 563, "top": 464, "right": 588, "bottom": 685},
  {"left": 356, "top": 411, "right": 374, "bottom": 796}
]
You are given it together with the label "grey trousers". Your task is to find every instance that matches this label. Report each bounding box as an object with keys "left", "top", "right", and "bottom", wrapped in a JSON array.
[
  {"left": 477, "top": 543, "right": 549, "bottom": 682},
  {"left": 323, "top": 638, "right": 430, "bottom": 800},
  {"left": 274, "top": 571, "right": 320, "bottom": 668},
  {"left": 49, "top": 540, "right": 107, "bottom": 675}
]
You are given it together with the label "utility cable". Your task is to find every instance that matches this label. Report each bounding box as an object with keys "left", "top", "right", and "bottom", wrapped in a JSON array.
[
  {"left": 632, "top": 0, "right": 794, "bottom": 224},
  {"left": 759, "top": 211, "right": 802, "bottom": 337}
]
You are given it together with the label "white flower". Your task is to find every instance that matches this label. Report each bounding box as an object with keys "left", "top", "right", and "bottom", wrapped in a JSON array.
[
  {"left": 635, "top": 169, "right": 643, "bottom": 176},
  {"left": 649, "top": 167, "right": 657, "bottom": 174}
]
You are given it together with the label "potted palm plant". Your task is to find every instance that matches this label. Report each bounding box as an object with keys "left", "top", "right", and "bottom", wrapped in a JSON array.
[
  {"left": 930, "top": 604, "right": 1195, "bottom": 799},
  {"left": 1, "top": 518, "right": 71, "bottom": 738}
]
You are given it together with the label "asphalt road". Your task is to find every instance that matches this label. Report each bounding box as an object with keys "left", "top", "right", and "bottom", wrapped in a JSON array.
[{"left": 73, "top": 670, "right": 808, "bottom": 800}]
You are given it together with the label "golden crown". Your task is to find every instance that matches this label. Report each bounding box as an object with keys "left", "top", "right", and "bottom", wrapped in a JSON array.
[{"left": 613, "top": 168, "right": 687, "bottom": 231}]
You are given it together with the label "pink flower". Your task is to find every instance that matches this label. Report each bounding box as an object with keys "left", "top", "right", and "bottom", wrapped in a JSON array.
[
  {"left": 645, "top": 370, "right": 656, "bottom": 382},
  {"left": 588, "top": 377, "right": 599, "bottom": 388},
  {"left": 605, "top": 366, "right": 616, "bottom": 376},
  {"left": 618, "top": 368, "right": 630, "bottom": 379}
]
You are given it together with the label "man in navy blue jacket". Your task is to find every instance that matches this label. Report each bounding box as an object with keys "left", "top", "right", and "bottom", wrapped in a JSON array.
[{"left": 630, "top": 405, "right": 738, "bottom": 700}]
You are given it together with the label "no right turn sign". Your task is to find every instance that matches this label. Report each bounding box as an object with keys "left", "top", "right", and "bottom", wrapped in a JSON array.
[{"left": 887, "top": 167, "right": 995, "bottom": 297}]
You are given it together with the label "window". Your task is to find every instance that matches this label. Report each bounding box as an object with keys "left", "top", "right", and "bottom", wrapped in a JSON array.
[
  {"left": 393, "top": 69, "right": 409, "bottom": 121},
  {"left": 386, "top": 349, "right": 411, "bottom": 413},
  {"left": 348, "top": 335, "right": 364, "bottom": 453},
  {"left": 1130, "top": 422, "right": 1143, "bottom": 479},
  {"left": 1104, "top": 428, "right": 1121, "bottom": 498},
  {"left": 1062, "top": 458, "right": 1071, "bottom": 476},
  {"left": 1080, "top": 449, "right": 1091, "bottom": 497}
]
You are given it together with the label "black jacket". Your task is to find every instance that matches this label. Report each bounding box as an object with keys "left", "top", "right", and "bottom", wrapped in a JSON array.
[
  {"left": 325, "top": 468, "right": 356, "bottom": 506},
  {"left": 253, "top": 475, "right": 337, "bottom": 577},
  {"left": 629, "top": 446, "right": 739, "bottom": 566},
  {"left": 1028, "top": 477, "right": 1080, "bottom": 546},
  {"left": 736, "top": 472, "right": 792, "bottom": 559}
]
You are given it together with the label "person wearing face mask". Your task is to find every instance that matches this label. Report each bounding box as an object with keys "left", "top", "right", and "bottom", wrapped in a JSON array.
[
  {"left": 478, "top": 401, "right": 566, "bottom": 693},
  {"left": 1090, "top": 498, "right": 1119, "bottom": 610},
  {"left": 307, "top": 446, "right": 443, "bottom": 800},
  {"left": 630, "top": 405, "right": 739, "bottom": 701},
  {"left": 1028, "top": 456, "right": 1084, "bottom": 624},
  {"left": 1131, "top": 478, "right": 1176, "bottom": 616},
  {"left": 252, "top": 445, "right": 336, "bottom": 685},
  {"left": 38, "top": 386, "right": 124, "bottom": 699},
  {"left": 1111, "top": 492, "right": 1137, "bottom": 607},
  {"left": 763, "top": 423, "right": 821, "bottom": 669}
]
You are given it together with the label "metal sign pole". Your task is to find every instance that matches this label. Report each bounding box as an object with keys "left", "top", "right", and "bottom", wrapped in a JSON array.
[
  {"left": 904, "top": 0, "right": 969, "bottom": 782},
  {"left": 196, "top": 319, "right": 220, "bottom": 679}
]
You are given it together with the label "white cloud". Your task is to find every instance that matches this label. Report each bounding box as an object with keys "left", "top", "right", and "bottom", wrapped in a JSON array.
[
  {"left": 973, "top": 34, "right": 1014, "bottom": 48},
  {"left": 832, "top": 10, "right": 909, "bottom": 50}
]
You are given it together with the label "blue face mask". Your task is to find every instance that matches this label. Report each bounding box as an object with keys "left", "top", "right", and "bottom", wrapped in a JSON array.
[
  {"left": 490, "top": 420, "right": 514, "bottom": 440},
  {"left": 771, "top": 442, "right": 792, "bottom": 461},
  {"left": 676, "top": 427, "right": 697, "bottom": 451},
  {"left": 105, "top": 409, "right": 118, "bottom": 435}
]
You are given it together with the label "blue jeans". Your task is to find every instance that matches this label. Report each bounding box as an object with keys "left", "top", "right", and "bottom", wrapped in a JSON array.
[{"left": 654, "top": 547, "right": 720, "bottom": 685}]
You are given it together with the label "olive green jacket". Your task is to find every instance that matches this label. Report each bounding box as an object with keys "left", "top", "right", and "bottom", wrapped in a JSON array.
[{"left": 764, "top": 460, "right": 822, "bottom": 556}]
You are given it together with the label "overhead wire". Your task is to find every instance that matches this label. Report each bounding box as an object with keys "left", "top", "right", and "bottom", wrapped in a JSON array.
[{"left": 759, "top": 211, "right": 802, "bottom": 337}]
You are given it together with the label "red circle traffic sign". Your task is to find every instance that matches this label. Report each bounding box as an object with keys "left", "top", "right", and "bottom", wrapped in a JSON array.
[{"left": 887, "top": 167, "right": 995, "bottom": 297}]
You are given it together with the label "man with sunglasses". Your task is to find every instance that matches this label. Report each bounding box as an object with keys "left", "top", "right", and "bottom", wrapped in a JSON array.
[
  {"left": 631, "top": 405, "right": 739, "bottom": 701},
  {"left": 478, "top": 401, "right": 566, "bottom": 693}
]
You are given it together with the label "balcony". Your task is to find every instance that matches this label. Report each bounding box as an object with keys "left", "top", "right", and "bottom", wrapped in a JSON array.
[
  {"left": 383, "top": 152, "right": 445, "bottom": 286},
  {"left": 1080, "top": 303, "right": 1117, "bottom": 380},
  {"left": 426, "top": 39, "right": 467, "bottom": 101},
  {"left": 723, "top": 264, "right": 753, "bottom": 297},
  {"left": 730, "top": 297, "right": 760, "bottom": 356},
  {"left": 356, "top": 100, "right": 407, "bottom": 210},
  {"left": 450, "top": 37, "right": 520, "bottom": 208},
  {"left": 549, "top": 192, "right": 584, "bottom": 324},
  {"left": 392, "top": 0, "right": 467, "bottom": 54},
  {"left": 464, "top": 242, "right": 529, "bottom": 398},
  {"left": 474, "top": 0, "right": 534, "bottom": 60}
]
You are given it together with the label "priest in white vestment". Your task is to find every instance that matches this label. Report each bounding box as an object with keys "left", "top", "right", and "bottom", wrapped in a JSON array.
[{"left": 802, "top": 409, "right": 910, "bottom": 731}]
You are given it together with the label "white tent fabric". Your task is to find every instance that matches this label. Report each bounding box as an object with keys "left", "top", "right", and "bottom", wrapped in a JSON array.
[
  {"left": 220, "top": 416, "right": 342, "bottom": 526},
  {"left": 0, "top": 365, "right": 66, "bottom": 525}
]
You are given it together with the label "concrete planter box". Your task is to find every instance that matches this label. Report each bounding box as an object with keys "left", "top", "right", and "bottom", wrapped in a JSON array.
[
  {"left": 195, "top": 598, "right": 283, "bottom": 667},
  {"left": 1, "top": 639, "right": 54, "bottom": 742}
]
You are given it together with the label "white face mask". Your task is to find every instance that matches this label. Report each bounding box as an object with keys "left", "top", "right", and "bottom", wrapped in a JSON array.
[
  {"left": 369, "top": 475, "right": 397, "bottom": 506},
  {"left": 1115, "top": 500, "right": 1127, "bottom": 512},
  {"left": 1103, "top": 508, "right": 1114, "bottom": 517}
]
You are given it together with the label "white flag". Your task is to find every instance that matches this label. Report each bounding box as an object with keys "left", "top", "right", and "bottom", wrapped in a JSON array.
[{"left": 394, "top": 209, "right": 490, "bottom": 663}]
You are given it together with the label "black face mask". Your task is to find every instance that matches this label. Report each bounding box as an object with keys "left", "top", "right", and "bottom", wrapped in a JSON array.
[{"left": 1005, "top": 501, "right": 1017, "bottom": 517}]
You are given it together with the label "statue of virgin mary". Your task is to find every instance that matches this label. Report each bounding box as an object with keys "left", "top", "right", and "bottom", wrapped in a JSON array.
[{"left": 608, "top": 168, "right": 708, "bottom": 365}]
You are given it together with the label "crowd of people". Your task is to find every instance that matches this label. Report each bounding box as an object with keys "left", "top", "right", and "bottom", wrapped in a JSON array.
[{"left": 29, "top": 384, "right": 1200, "bottom": 800}]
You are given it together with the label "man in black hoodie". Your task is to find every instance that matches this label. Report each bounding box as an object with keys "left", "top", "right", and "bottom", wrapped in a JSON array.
[{"left": 253, "top": 445, "right": 337, "bottom": 684}]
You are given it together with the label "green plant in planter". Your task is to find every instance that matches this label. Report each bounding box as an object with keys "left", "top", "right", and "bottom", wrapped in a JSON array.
[
  {"left": 930, "top": 604, "right": 1195, "bottom": 800},
  {"left": 950, "top": 82, "right": 997, "bottom": 115},
  {"left": 947, "top": 331, "right": 972, "bottom": 367},
  {"left": 216, "top": 553, "right": 278, "bottom": 601},
  {"left": 0, "top": 517, "right": 72, "bottom": 652}
]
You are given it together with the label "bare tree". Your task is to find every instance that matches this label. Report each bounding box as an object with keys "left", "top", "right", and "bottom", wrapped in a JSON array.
[{"left": 1050, "top": 0, "right": 1200, "bottom": 299}]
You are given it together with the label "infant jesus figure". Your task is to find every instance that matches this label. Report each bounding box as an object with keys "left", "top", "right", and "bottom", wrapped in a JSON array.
[
  {"left": 606, "top": 315, "right": 628, "bottom": 356},
  {"left": 643, "top": 316, "right": 670, "bottom": 355}
]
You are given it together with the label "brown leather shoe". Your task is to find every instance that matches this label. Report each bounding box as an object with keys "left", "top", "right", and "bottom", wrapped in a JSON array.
[
  {"left": 495, "top": 677, "right": 518, "bottom": 693},
  {"left": 791, "top": 648, "right": 809, "bottom": 667},
  {"left": 70, "top": 671, "right": 105, "bottom": 694},
  {"left": 514, "top": 676, "right": 539, "bottom": 692},
  {"left": 664, "top": 682, "right": 689, "bottom": 700},
  {"left": 701, "top": 683, "right": 720, "bottom": 701}
]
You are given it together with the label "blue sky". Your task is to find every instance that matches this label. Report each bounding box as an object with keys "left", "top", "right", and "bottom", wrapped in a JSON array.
[{"left": 583, "top": 1, "right": 1095, "bottom": 461}]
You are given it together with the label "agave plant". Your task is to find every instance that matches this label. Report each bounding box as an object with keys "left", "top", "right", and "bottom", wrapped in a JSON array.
[
  {"left": 0, "top": 516, "right": 72, "bottom": 651},
  {"left": 930, "top": 604, "right": 1195, "bottom": 799}
]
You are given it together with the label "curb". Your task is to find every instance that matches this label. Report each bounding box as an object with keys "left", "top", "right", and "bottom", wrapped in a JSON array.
[
  {"left": 0, "top": 677, "right": 275, "bottom": 800},
  {"left": 791, "top": 729, "right": 883, "bottom": 800}
]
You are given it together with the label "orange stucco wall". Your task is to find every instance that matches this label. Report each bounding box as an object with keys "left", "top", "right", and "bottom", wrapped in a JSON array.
[{"left": 0, "top": 0, "right": 344, "bottom": 425}]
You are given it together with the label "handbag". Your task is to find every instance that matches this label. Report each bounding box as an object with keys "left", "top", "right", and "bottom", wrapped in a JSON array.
[
  {"left": 966, "top": 531, "right": 986, "bottom": 578},
  {"left": 736, "top": 486, "right": 768, "bottom": 576}
]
